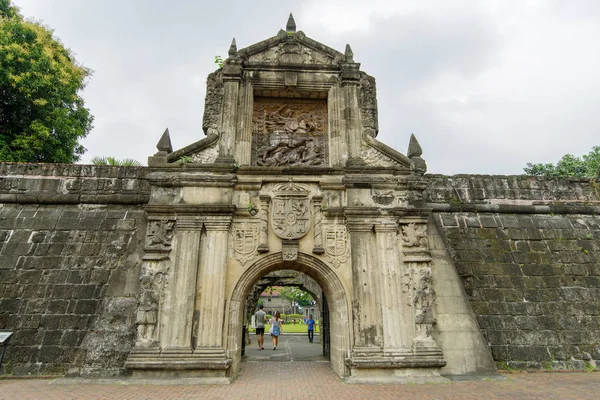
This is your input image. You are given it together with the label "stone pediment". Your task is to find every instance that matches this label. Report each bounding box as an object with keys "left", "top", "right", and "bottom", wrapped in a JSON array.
[{"left": 237, "top": 30, "right": 345, "bottom": 67}]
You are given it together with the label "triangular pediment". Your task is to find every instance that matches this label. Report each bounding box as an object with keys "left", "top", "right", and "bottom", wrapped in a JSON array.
[{"left": 237, "top": 30, "right": 345, "bottom": 67}]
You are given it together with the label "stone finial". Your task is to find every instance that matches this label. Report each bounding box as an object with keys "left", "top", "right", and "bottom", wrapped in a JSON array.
[
  {"left": 286, "top": 13, "right": 296, "bottom": 33},
  {"left": 156, "top": 128, "right": 173, "bottom": 154},
  {"left": 407, "top": 133, "right": 423, "bottom": 158},
  {"left": 228, "top": 37, "right": 237, "bottom": 57},
  {"left": 345, "top": 44, "right": 354, "bottom": 62}
]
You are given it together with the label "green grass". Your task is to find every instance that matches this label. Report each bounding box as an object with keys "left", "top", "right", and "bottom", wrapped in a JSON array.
[{"left": 249, "top": 323, "right": 320, "bottom": 334}]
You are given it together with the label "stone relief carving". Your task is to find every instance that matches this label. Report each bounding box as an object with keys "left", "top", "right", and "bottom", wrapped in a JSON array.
[
  {"left": 136, "top": 264, "right": 168, "bottom": 346},
  {"left": 271, "top": 182, "right": 311, "bottom": 240},
  {"left": 361, "top": 144, "right": 402, "bottom": 168},
  {"left": 145, "top": 220, "right": 176, "bottom": 249},
  {"left": 231, "top": 222, "right": 259, "bottom": 265},
  {"left": 360, "top": 73, "right": 379, "bottom": 137},
  {"left": 190, "top": 143, "right": 219, "bottom": 164},
  {"left": 201, "top": 70, "right": 223, "bottom": 134},
  {"left": 412, "top": 266, "right": 436, "bottom": 341},
  {"left": 371, "top": 189, "right": 395, "bottom": 206},
  {"left": 400, "top": 223, "right": 428, "bottom": 250},
  {"left": 252, "top": 98, "right": 327, "bottom": 167},
  {"left": 281, "top": 241, "right": 299, "bottom": 261},
  {"left": 247, "top": 42, "right": 337, "bottom": 65},
  {"left": 323, "top": 224, "right": 349, "bottom": 268}
]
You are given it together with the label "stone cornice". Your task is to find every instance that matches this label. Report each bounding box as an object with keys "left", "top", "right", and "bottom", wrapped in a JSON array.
[{"left": 144, "top": 205, "right": 236, "bottom": 216}]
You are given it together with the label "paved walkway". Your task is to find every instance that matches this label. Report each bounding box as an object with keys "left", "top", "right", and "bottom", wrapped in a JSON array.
[
  {"left": 1, "top": 336, "right": 598, "bottom": 400},
  {"left": 245, "top": 333, "right": 324, "bottom": 361}
]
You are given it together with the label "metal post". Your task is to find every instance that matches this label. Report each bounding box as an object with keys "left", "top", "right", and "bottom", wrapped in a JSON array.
[{"left": 241, "top": 325, "right": 247, "bottom": 356}]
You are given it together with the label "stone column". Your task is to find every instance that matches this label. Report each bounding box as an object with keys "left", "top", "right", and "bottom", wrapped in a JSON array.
[
  {"left": 257, "top": 195, "right": 270, "bottom": 253},
  {"left": 194, "top": 217, "right": 232, "bottom": 358},
  {"left": 235, "top": 82, "right": 253, "bottom": 165},
  {"left": 216, "top": 58, "right": 242, "bottom": 164},
  {"left": 347, "top": 217, "right": 383, "bottom": 355},
  {"left": 160, "top": 220, "right": 202, "bottom": 353},
  {"left": 312, "top": 195, "right": 324, "bottom": 254},
  {"left": 327, "top": 86, "right": 347, "bottom": 167},
  {"left": 340, "top": 60, "right": 363, "bottom": 165},
  {"left": 375, "top": 220, "right": 410, "bottom": 354}
]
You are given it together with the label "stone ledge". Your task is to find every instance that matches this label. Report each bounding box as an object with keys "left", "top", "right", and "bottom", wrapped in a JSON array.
[
  {"left": 50, "top": 376, "right": 232, "bottom": 385},
  {"left": 346, "top": 357, "right": 446, "bottom": 369}
]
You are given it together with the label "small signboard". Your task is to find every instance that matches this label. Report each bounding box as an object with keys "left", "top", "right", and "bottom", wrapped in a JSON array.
[{"left": 0, "top": 332, "right": 13, "bottom": 345}]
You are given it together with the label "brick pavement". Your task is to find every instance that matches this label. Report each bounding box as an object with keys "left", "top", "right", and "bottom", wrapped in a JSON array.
[{"left": 1, "top": 361, "right": 599, "bottom": 400}]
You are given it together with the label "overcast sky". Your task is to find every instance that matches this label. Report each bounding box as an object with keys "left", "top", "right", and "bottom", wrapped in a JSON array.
[{"left": 13, "top": 0, "right": 600, "bottom": 175}]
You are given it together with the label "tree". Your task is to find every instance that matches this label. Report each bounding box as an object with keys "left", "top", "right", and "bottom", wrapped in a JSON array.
[
  {"left": 280, "top": 287, "right": 315, "bottom": 313},
  {"left": 0, "top": 0, "right": 93, "bottom": 163},
  {"left": 524, "top": 146, "right": 600, "bottom": 179},
  {"left": 90, "top": 156, "right": 142, "bottom": 166}
]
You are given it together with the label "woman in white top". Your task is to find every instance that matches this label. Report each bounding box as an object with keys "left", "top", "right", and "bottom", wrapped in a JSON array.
[{"left": 270, "top": 311, "right": 283, "bottom": 350}]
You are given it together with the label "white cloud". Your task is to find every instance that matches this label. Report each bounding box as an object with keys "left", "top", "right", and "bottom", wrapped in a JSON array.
[{"left": 10, "top": 0, "right": 600, "bottom": 174}]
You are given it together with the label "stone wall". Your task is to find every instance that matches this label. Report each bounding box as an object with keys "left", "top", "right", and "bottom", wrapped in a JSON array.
[
  {"left": 2, "top": 165, "right": 600, "bottom": 376},
  {"left": 427, "top": 175, "right": 600, "bottom": 369},
  {"left": 0, "top": 163, "right": 150, "bottom": 376}
]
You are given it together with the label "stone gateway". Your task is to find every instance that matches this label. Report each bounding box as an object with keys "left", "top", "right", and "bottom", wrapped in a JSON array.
[
  {"left": 127, "top": 16, "right": 493, "bottom": 383},
  {"left": 0, "top": 14, "right": 599, "bottom": 383}
]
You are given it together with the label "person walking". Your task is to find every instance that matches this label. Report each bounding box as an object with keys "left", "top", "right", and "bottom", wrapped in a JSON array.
[
  {"left": 254, "top": 304, "right": 266, "bottom": 350},
  {"left": 306, "top": 314, "right": 315, "bottom": 343},
  {"left": 270, "top": 311, "right": 283, "bottom": 350}
]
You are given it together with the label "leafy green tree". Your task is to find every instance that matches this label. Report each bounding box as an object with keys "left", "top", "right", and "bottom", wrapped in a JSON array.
[
  {"left": 0, "top": 0, "right": 93, "bottom": 163},
  {"left": 90, "top": 156, "right": 142, "bottom": 166},
  {"left": 280, "top": 287, "right": 315, "bottom": 310},
  {"left": 524, "top": 146, "right": 600, "bottom": 179}
]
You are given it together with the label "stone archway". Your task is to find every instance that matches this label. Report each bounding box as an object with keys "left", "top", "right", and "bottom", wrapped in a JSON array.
[{"left": 226, "top": 252, "right": 351, "bottom": 379}]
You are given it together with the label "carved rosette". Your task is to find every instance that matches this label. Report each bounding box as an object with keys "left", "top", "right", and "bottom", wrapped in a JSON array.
[
  {"left": 323, "top": 224, "right": 349, "bottom": 268},
  {"left": 271, "top": 182, "right": 311, "bottom": 240},
  {"left": 231, "top": 221, "right": 260, "bottom": 266}
]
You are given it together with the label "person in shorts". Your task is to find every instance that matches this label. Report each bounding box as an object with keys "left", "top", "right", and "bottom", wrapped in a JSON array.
[{"left": 254, "top": 304, "right": 266, "bottom": 350}]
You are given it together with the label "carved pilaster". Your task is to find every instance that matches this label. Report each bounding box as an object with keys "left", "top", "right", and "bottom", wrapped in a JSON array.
[
  {"left": 257, "top": 195, "right": 270, "bottom": 253},
  {"left": 194, "top": 218, "right": 232, "bottom": 358},
  {"left": 346, "top": 217, "right": 382, "bottom": 354},
  {"left": 160, "top": 223, "right": 202, "bottom": 352},
  {"left": 375, "top": 221, "right": 410, "bottom": 355},
  {"left": 312, "top": 195, "right": 324, "bottom": 254}
]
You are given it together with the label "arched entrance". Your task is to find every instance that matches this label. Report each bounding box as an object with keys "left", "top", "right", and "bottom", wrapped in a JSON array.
[{"left": 226, "top": 252, "right": 351, "bottom": 379}]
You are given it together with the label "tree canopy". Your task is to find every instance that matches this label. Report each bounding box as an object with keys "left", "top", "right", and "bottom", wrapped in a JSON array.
[
  {"left": 279, "top": 287, "right": 315, "bottom": 308},
  {"left": 524, "top": 146, "right": 600, "bottom": 179},
  {"left": 0, "top": 0, "right": 93, "bottom": 163}
]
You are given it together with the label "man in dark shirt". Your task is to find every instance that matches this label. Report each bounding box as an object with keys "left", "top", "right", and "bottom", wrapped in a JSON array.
[{"left": 255, "top": 304, "right": 266, "bottom": 350}]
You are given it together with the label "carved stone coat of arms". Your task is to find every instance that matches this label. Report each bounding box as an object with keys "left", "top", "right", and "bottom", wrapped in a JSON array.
[{"left": 271, "top": 182, "right": 311, "bottom": 240}]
